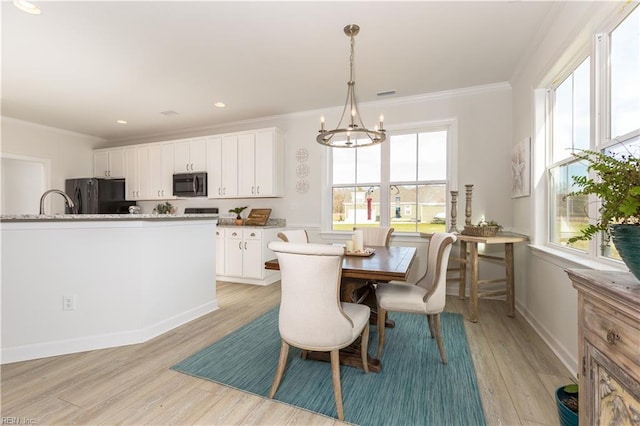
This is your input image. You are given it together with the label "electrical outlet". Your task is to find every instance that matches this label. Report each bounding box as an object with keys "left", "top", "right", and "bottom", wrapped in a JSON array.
[{"left": 63, "top": 295, "right": 76, "bottom": 311}]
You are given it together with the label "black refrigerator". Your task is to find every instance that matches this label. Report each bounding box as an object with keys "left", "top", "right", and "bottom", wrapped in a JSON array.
[{"left": 65, "top": 178, "right": 136, "bottom": 214}]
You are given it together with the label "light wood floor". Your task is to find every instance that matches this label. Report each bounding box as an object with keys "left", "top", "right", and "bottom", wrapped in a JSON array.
[{"left": 1, "top": 281, "right": 574, "bottom": 425}]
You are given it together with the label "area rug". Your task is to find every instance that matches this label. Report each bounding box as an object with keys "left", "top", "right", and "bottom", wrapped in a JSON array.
[{"left": 172, "top": 308, "right": 486, "bottom": 425}]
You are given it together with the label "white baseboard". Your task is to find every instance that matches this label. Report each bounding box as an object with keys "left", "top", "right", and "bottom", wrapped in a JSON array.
[
  {"left": 1, "top": 300, "right": 219, "bottom": 364},
  {"left": 216, "top": 273, "right": 280, "bottom": 286},
  {"left": 516, "top": 301, "right": 579, "bottom": 378}
]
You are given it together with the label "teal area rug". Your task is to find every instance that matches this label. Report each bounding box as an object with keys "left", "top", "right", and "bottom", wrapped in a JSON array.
[{"left": 172, "top": 308, "right": 485, "bottom": 425}]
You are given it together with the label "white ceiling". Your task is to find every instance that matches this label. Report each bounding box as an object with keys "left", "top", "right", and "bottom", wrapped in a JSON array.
[{"left": 2, "top": 1, "right": 559, "bottom": 142}]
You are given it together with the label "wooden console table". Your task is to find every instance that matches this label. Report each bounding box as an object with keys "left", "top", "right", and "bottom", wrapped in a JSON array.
[
  {"left": 566, "top": 269, "right": 640, "bottom": 425},
  {"left": 421, "top": 232, "right": 528, "bottom": 322}
]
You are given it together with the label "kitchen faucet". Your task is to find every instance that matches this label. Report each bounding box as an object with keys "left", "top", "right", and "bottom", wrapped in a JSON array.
[{"left": 39, "top": 189, "right": 75, "bottom": 215}]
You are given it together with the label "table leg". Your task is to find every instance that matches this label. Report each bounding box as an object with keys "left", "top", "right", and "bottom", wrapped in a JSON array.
[
  {"left": 469, "top": 242, "right": 479, "bottom": 323},
  {"left": 505, "top": 243, "right": 515, "bottom": 318},
  {"left": 458, "top": 240, "right": 467, "bottom": 300}
]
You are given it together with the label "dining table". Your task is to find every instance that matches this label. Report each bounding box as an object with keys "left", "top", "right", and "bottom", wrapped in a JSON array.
[{"left": 264, "top": 244, "right": 417, "bottom": 372}]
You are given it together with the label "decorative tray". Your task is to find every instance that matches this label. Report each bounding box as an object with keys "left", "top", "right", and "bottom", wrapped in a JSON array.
[
  {"left": 244, "top": 208, "right": 272, "bottom": 226},
  {"left": 345, "top": 248, "right": 376, "bottom": 257}
]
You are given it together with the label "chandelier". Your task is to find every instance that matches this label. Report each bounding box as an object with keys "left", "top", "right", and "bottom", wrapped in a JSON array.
[{"left": 316, "top": 24, "right": 386, "bottom": 148}]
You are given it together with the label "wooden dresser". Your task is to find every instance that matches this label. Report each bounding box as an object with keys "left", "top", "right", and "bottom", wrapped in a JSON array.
[{"left": 566, "top": 269, "right": 640, "bottom": 425}]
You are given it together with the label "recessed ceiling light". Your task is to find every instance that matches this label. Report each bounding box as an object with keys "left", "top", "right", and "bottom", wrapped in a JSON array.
[
  {"left": 377, "top": 90, "right": 396, "bottom": 97},
  {"left": 116, "top": 120, "right": 128, "bottom": 124},
  {"left": 13, "top": 0, "right": 41, "bottom": 15},
  {"left": 160, "top": 110, "right": 179, "bottom": 116},
  {"left": 214, "top": 102, "right": 226, "bottom": 108}
]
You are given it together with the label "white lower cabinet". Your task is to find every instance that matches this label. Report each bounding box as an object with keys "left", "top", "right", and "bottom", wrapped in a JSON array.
[{"left": 217, "top": 227, "right": 282, "bottom": 285}]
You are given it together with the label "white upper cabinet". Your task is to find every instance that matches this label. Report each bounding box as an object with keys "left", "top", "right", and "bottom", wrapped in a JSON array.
[
  {"left": 237, "top": 128, "right": 283, "bottom": 198},
  {"left": 174, "top": 138, "right": 206, "bottom": 173},
  {"left": 94, "top": 148, "right": 125, "bottom": 178},
  {"left": 207, "top": 135, "right": 238, "bottom": 198},
  {"left": 149, "top": 143, "right": 175, "bottom": 199}
]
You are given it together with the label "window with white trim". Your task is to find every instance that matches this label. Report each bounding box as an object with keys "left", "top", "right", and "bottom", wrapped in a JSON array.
[
  {"left": 545, "top": 5, "right": 639, "bottom": 260},
  {"left": 330, "top": 126, "right": 450, "bottom": 233}
]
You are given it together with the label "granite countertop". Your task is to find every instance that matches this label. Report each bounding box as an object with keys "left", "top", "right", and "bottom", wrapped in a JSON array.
[
  {"left": 216, "top": 218, "right": 286, "bottom": 229},
  {"left": 0, "top": 214, "right": 219, "bottom": 223}
]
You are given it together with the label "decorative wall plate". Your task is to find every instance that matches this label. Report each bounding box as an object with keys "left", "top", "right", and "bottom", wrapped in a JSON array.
[
  {"left": 296, "top": 163, "right": 310, "bottom": 178},
  {"left": 295, "top": 148, "right": 309, "bottom": 163},
  {"left": 296, "top": 180, "right": 310, "bottom": 193}
]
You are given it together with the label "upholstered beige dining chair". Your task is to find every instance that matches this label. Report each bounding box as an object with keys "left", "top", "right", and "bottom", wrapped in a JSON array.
[
  {"left": 353, "top": 226, "right": 394, "bottom": 247},
  {"left": 375, "top": 232, "right": 456, "bottom": 364},
  {"left": 276, "top": 229, "right": 309, "bottom": 243},
  {"left": 267, "top": 241, "right": 370, "bottom": 421}
]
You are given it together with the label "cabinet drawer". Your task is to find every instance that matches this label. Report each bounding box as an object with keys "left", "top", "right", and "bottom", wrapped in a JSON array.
[
  {"left": 226, "top": 230, "right": 242, "bottom": 239},
  {"left": 584, "top": 299, "right": 640, "bottom": 369},
  {"left": 243, "top": 229, "right": 262, "bottom": 240}
]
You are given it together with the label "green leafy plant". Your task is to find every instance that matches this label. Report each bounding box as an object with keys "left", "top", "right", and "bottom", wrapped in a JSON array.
[
  {"left": 565, "top": 149, "right": 640, "bottom": 243},
  {"left": 229, "top": 206, "right": 248, "bottom": 219},
  {"left": 154, "top": 202, "right": 174, "bottom": 214},
  {"left": 476, "top": 219, "right": 503, "bottom": 230}
]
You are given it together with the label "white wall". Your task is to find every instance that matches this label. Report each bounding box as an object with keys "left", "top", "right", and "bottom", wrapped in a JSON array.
[
  {"left": 509, "top": 1, "right": 631, "bottom": 375},
  {"left": 1, "top": 117, "right": 103, "bottom": 213}
]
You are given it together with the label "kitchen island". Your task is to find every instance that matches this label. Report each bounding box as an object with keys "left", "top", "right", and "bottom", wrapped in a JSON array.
[{"left": 1, "top": 214, "right": 218, "bottom": 363}]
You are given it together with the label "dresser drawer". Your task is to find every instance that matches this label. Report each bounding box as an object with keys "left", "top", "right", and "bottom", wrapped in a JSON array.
[{"left": 584, "top": 299, "right": 640, "bottom": 370}]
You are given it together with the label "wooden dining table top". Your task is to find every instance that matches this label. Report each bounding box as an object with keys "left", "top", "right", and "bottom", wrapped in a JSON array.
[{"left": 264, "top": 245, "right": 417, "bottom": 282}]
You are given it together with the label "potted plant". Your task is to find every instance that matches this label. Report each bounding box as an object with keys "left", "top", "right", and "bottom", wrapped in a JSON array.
[
  {"left": 566, "top": 149, "right": 640, "bottom": 279},
  {"left": 555, "top": 383, "right": 578, "bottom": 426},
  {"left": 229, "top": 206, "right": 248, "bottom": 226}
]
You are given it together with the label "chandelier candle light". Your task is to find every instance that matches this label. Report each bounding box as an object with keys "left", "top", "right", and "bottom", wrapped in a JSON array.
[{"left": 317, "top": 24, "right": 386, "bottom": 148}]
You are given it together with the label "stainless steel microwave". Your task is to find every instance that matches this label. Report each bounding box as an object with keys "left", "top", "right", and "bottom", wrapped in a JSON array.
[{"left": 173, "top": 172, "right": 207, "bottom": 197}]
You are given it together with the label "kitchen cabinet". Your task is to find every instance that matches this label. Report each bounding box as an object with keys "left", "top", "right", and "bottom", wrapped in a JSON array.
[
  {"left": 237, "top": 128, "right": 284, "bottom": 197},
  {"left": 206, "top": 135, "right": 238, "bottom": 198},
  {"left": 174, "top": 138, "right": 206, "bottom": 173},
  {"left": 149, "top": 143, "right": 175, "bottom": 199},
  {"left": 218, "top": 227, "right": 282, "bottom": 285},
  {"left": 94, "top": 148, "right": 125, "bottom": 178},
  {"left": 125, "top": 146, "right": 151, "bottom": 201},
  {"left": 566, "top": 269, "right": 640, "bottom": 425}
]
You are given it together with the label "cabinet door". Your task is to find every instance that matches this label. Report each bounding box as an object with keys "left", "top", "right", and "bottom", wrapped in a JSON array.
[
  {"left": 108, "top": 149, "right": 126, "bottom": 178},
  {"left": 224, "top": 230, "right": 243, "bottom": 277},
  {"left": 149, "top": 145, "right": 163, "bottom": 199},
  {"left": 215, "top": 228, "right": 225, "bottom": 275},
  {"left": 137, "top": 146, "right": 153, "bottom": 200},
  {"left": 206, "top": 137, "right": 222, "bottom": 198},
  {"left": 190, "top": 139, "right": 207, "bottom": 172},
  {"left": 254, "top": 130, "right": 276, "bottom": 196},
  {"left": 237, "top": 133, "right": 256, "bottom": 197},
  {"left": 242, "top": 230, "right": 263, "bottom": 279},
  {"left": 125, "top": 148, "right": 140, "bottom": 200},
  {"left": 221, "top": 135, "right": 238, "bottom": 197},
  {"left": 94, "top": 151, "right": 110, "bottom": 177},
  {"left": 160, "top": 143, "right": 175, "bottom": 199},
  {"left": 174, "top": 141, "right": 191, "bottom": 173}
]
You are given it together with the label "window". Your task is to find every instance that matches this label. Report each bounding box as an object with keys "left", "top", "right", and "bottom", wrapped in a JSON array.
[
  {"left": 547, "top": 57, "right": 591, "bottom": 248},
  {"left": 330, "top": 127, "right": 450, "bottom": 233},
  {"left": 545, "top": 5, "right": 639, "bottom": 260}
]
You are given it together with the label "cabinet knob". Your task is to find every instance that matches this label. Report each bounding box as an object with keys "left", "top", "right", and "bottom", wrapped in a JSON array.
[{"left": 606, "top": 329, "right": 619, "bottom": 345}]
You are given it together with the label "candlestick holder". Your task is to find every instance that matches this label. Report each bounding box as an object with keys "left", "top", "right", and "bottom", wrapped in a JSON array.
[
  {"left": 449, "top": 190, "right": 460, "bottom": 233},
  {"left": 465, "top": 184, "right": 474, "bottom": 226}
]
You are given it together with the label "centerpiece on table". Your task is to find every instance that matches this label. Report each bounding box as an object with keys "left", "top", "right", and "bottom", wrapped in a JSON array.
[
  {"left": 461, "top": 217, "right": 503, "bottom": 237},
  {"left": 565, "top": 148, "right": 640, "bottom": 280}
]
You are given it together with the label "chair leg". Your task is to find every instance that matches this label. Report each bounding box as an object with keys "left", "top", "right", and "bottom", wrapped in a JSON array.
[
  {"left": 361, "top": 322, "right": 370, "bottom": 374},
  {"left": 376, "top": 307, "right": 386, "bottom": 359},
  {"left": 433, "top": 314, "right": 447, "bottom": 364},
  {"left": 427, "top": 314, "right": 436, "bottom": 338},
  {"left": 330, "top": 350, "right": 344, "bottom": 421},
  {"left": 269, "top": 340, "right": 290, "bottom": 398}
]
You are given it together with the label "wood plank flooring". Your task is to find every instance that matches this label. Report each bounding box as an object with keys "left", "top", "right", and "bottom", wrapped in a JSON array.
[{"left": 1, "top": 281, "right": 575, "bottom": 425}]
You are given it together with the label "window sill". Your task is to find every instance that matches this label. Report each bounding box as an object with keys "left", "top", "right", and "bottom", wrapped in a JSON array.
[{"left": 529, "top": 243, "right": 627, "bottom": 272}]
